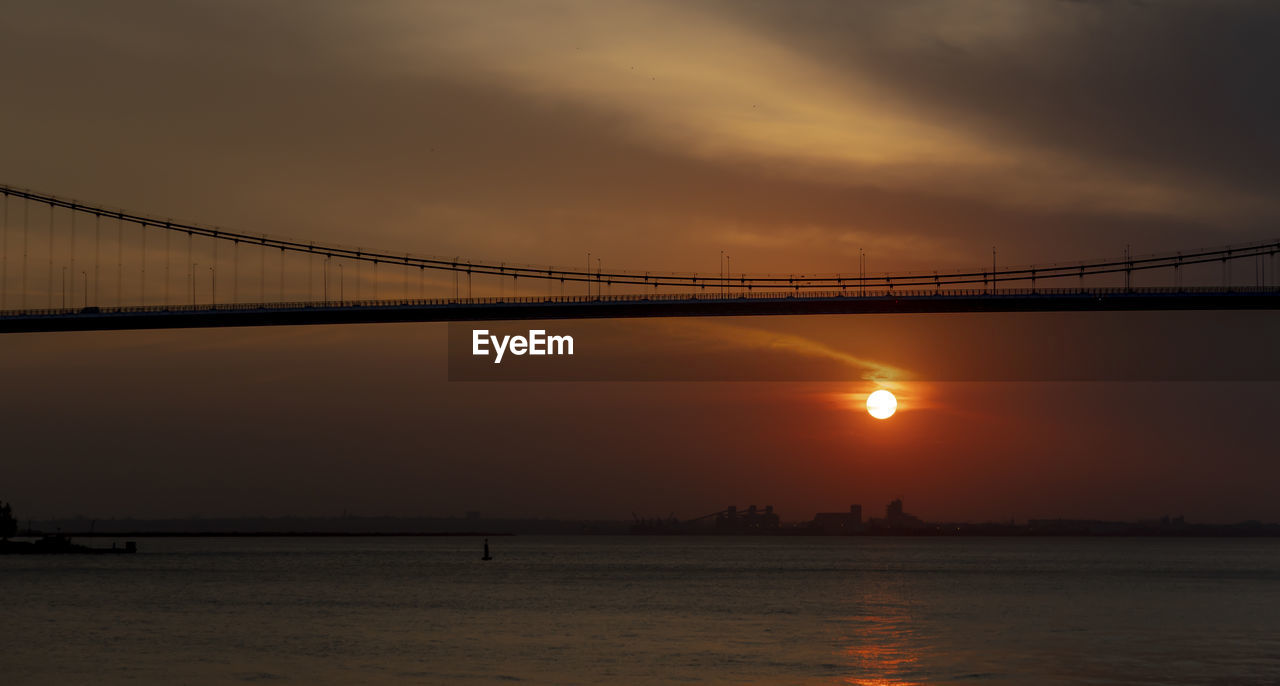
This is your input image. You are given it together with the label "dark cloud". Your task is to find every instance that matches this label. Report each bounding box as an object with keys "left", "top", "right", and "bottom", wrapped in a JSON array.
[{"left": 728, "top": 0, "right": 1280, "bottom": 206}]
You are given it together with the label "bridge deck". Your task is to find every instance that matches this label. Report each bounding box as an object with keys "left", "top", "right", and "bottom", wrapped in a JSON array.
[{"left": 1, "top": 288, "right": 1277, "bottom": 333}]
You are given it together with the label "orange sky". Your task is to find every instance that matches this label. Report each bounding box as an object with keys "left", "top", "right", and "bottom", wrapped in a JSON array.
[{"left": 1, "top": 1, "right": 1278, "bottom": 523}]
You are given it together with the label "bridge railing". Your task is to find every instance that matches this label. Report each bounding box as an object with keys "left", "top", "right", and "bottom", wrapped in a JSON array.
[{"left": 2, "top": 286, "right": 1277, "bottom": 318}]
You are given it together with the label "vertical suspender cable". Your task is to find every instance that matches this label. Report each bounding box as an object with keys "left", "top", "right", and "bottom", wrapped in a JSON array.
[
  {"left": 116, "top": 216, "right": 122, "bottom": 306},
  {"left": 140, "top": 221, "right": 147, "bottom": 306},
  {"left": 164, "top": 225, "right": 171, "bottom": 306},
  {"left": 94, "top": 213, "right": 100, "bottom": 306},
  {"left": 69, "top": 208, "right": 76, "bottom": 303},
  {"left": 1, "top": 192, "right": 7, "bottom": 309},
  {"left": 47, "top": 203, "right": 54, "bottom": 307},
  {"left": 21, "top": 199, "right": 28, "bottom": 309}
]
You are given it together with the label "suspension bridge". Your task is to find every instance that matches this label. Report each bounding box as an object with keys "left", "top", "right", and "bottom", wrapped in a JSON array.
[{"left": 0, "top": 184, "right": 1277, "bottom": 333}]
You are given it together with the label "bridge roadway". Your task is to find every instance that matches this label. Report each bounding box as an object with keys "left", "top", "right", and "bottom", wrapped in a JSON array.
[{"left": 1, "top": 287, "right": 1277, "bottom": 334}]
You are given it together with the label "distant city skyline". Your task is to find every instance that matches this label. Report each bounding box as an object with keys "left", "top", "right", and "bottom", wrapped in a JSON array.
[{"left": 17, "top": 495, "right": 1279, "bottom": 535}]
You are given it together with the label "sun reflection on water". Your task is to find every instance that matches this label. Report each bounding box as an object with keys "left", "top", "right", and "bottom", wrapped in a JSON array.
[{"left": 835, "top": 591, "right": 923, "bottom": 686}]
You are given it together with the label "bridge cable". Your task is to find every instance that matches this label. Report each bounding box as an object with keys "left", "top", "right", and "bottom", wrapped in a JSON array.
[
  {"left": 139, "top": 219, "right": 146, "bottom": 306},
  {"left": 21, "top": 198, "right": 28, "bottom": 309},
  {"left": 69, "top": 209, "right": 76, "bottom": 307},
  {"left": 94, "top": 214, "right": 100, "bottom": 306},
  {"left": 1, "top": 192, "right": 7, "bottom": 309},
  {"left": 46, "top": 203, "right": 54, "bottom": 308},
  {"left": 5, "top": 183, "right": 1280, "bottom": 294},
  {"left": 115, "top": 216, "right": 122, "bottom": 306},
  {"left": 188, "top": 232, "right": 194, "bottom": 306},
  {"left": 164, "top": 227, "right": 170, "bottom": 307}
]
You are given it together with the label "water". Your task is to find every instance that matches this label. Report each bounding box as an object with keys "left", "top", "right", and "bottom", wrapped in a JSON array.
[{"left": 3, "top": 536, "right": 1279, "bottom": 684}]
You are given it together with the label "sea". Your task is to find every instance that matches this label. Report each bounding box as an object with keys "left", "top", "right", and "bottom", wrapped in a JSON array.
[{"left": 3, "top": 536, "right": 1278, "bottom": 685}]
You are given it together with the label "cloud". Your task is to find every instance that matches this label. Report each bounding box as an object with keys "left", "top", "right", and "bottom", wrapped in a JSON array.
[
  {"left": 725, "top": 0, "right": 1280, "bottom": 220},
  {"left": 1, "top": 0, "right": 1275, "bottom": 288},
  {"left": 358, "top": 0, "right": 1280, "bottom": 225},
  {"left": 651, "top": 318, "right": 910, "bottom": 381}
]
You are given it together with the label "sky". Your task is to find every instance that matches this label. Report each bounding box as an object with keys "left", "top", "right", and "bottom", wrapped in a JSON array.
[{"left": 1, "top": 1, "right": 1278, "bottom": 524}]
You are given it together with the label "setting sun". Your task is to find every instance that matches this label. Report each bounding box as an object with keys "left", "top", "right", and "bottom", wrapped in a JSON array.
[{"left": 866, "top": 389, "right": 897, "bottom": 420}]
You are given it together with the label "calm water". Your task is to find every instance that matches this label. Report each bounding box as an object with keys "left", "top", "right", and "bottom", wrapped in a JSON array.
[{"left": 3, "top": 536, "right": 1279, "bottom": 685}]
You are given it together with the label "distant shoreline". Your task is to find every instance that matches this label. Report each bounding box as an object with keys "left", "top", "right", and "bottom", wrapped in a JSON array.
[
  {"left": 16, "top": 514, "right": 1280, "bottom": 539},
  {"left": 12, "top": 531, "right": 514, "bottom": 538},
  {"left": 14, "top": 530, "right": 1280, "bottom": 539}
]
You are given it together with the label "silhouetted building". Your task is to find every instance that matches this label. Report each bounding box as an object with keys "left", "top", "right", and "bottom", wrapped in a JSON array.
[
  {"left": 812, "top": 505, "right": 863, "bottom": 535},
  {"left": 714, "top": 504, "right": 780, "bottom": 532},
  {"left": 871, "top": 498, "right": 928, "bottom": 530}
]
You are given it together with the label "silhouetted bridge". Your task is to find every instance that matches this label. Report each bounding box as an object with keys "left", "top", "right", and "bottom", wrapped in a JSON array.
[
  {"left": 4, "top": 288, "right": 1278, "bottom": 333},
  {"left": 0, "top": 183, "right": 1277, "bottom": 332}
]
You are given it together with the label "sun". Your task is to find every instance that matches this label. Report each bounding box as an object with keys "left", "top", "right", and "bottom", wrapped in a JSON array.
[{"left": 866, "top": 389, "right": 897, "bottom": 420}]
